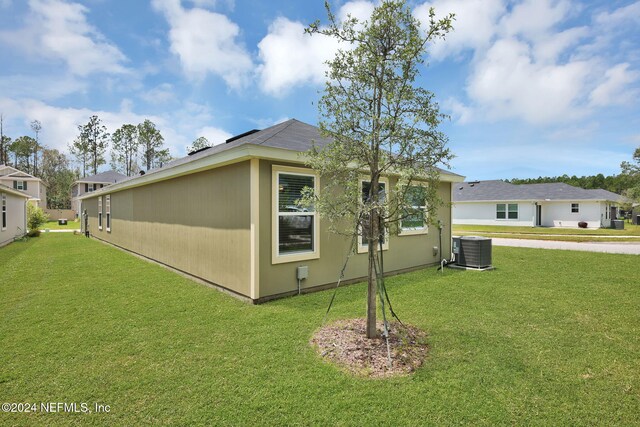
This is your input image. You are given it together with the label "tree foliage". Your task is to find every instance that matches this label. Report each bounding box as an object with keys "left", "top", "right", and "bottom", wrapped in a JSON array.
[
  {"left": 620, "top": 147, "right": 640, "bottom": 201},
  {"left": 305, "top": 0, "right": 454, "bottom": 338},
  {"left": 40, "top": 149, "right": 77, "bottom": 209},
  {"left": 138, "top": 119, "right": 167, "bottom": 171},
  {"left": 77, "top": 115, "right": 110, "bottom": 175},
  {"left": 507, "top": 173, "right": 634, "bottom": 196},
  {"left": 27, "top": 203, "right": 49, "bottom": 235},
  {"left": 187, "top": 136, "right": 211, "bottom": 154},
  {"left": 9, "top": 136, "right": 37, "bottom": 174},
  {"left": 111, "top": 124, "right": 140, "bottom": 176}
]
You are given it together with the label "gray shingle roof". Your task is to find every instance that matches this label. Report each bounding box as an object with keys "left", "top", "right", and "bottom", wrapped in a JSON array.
[
  {"left": 78, "top": 170, "right": 128, "bottom": 183},
  {"left": 110, "top": 118, "right": 462, "bottom": 187},
  {"left": 454, "top": 180, "right": 626, "bottom": 202}
]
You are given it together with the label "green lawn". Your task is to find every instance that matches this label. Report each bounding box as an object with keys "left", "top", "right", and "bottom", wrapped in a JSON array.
[
  {"left": 454, "top": 224, "right": 640, "bottom": 242},
  {"left": 1, "top": 234, "right": 639, "bottom": 425},
  {"left": 43, "top": 220, "right": 81, "bottom": 230}
]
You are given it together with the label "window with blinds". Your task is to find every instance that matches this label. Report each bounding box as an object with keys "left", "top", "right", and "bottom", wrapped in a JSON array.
[
  {"left": 106, "top": 195, "right": 111, "bottom": 232},
  {"left": 98, "top": 196, "right": 103, "bottom": 230},
  {"left": 277, "top": 172, "right": 315, "bottom": 255}
]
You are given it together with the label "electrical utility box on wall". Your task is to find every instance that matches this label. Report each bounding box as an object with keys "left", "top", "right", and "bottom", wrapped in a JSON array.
[
  {"left": 296, "top": 266, "right": 309, "bottom": 280},
  {"left": 453, "top": 236, "right": 492, "bottom": 269}
]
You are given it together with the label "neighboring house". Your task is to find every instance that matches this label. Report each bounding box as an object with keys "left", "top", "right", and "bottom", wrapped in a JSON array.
[
  {"left": 71, "top": 170, "right": 127, "bottom": 216},
  {"left": 0, "top": 183, "right": 30, "bottom": 247},
  {"left": 80, "top": 119, "right": 464, "bottom": 303},
  {"left": 0, "top": 165, "right": 47, "bottom": 209},
  {"left": 453, "top": 180, "right": 627, "bottom": 229}
]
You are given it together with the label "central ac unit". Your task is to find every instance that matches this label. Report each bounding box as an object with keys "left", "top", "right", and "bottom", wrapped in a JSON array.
[{"left": 453, "top": 236, "right": 492, "bottom": 269}]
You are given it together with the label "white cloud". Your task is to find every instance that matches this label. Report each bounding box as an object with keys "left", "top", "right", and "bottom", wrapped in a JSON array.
[
  {"left": 498, "top": 0, "right": 573, "bottom": 40},
  {"left": 594, "top": 1, "right": 640, "bottom": 27},
  {"left": 141, "top": 83, "right": 176, "bottom": 105},
  {"left": 414, "top": 0, "right": 505, "bottom": 60},
  {"left": 589, "top": 63, "right": 640, "bottom": 107},
  {"left": 0, "top": 0, "right": 127, "bottom": 76},
  {"left": 466, "top": 38, "right": 593, "bottom": 124},
  {"left": 257, "top": 17, "right": 339, "bottom": 96},
  {"left": 152, "top": 0, "right": 252, "bottom": 88},
  {"left": 257, "top": 1, "right": 380, "bottom": 96},
  {"left": 197, "top": 126, "right": 232, "bottom": 145}
]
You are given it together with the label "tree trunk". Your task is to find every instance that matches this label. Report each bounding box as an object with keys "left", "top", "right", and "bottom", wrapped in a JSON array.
[{"left": 366, "top": 199, "right": 380, "bottom": 339}]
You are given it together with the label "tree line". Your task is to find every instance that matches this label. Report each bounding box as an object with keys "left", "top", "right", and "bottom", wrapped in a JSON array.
[
  {"left": 0, "top": 114, "right": 210, "bottom": 210},
  {"left": 505, "top": 173, "right": 634, "bottom": 196}
]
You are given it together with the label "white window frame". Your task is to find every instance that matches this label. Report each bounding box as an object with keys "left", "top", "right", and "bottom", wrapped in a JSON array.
[
  {"left": 16, "top": 181, "right": 25, "bottom": 191},
  {"left": 1, "top": 193, "right": 6, "bottom": 230},
  {"left": 271, "top": 165, "right": 320, "bottom": 264},
  {"left": 496, "top": 203, "right": 518, "bottom": 220},
  {"left": 106, "top": 195, "right": 111, "bottom": 232},
  {"left": 98, "top": 196, "right": 103, "bottom": 230},
  {"left": 399, "top": 183, "right": 428, "bottom": 236},
  {"left": 357, "top": 177, "right": 390, "bottom": 253},
  {"left": 571, "top": 203, "right": 579, "bottom": 213}
]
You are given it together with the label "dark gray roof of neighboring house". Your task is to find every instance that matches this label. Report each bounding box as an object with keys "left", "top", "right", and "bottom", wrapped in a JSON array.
[
  {"left": 454, "top": 180, "right": 627, "bottom": 202},
  {"left": 78, "top": 170, "right": 128, "bottom": 184},
  {"left": 107, "top": 118, "right": 463, "bottom": 188}
]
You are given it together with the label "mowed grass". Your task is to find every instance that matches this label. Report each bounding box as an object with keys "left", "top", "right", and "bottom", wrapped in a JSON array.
[
  {"left": 43, "top": 220, "right": 81, "bottom": 230},
  {"left": 1, "top": 234, "right": 639, "bottom": 426},
  {"left": 454, "top": 224, "right": 640, "bottom": 242}
]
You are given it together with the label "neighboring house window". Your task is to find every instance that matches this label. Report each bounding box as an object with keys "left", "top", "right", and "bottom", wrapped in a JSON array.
[
  {"left": 571, "top": 203, "right": 579, "bottom": 213},
  {"left": 400, "top": 185, "right": 428, "bottom": 235},
  {"left": 13, "top": 180, "right": 27, "bottom": 191},
  {"left": 272, "top": 166, "right": 319, "bottom": 264},
  {"left": 98, "top": 196, "right": 103, "bottom": 230},
  {"left": 358, "top": 178, "right": 390, "bottom": 252},
  {"left": 496, "top": 203, "right": 518, "bottom": 219},
  {"left": 86, "top": 183, "right": 95, "bottom": 192},
  {"left": 106, "top": 195, "right": 111, "bottom": 232},
  {"left": 1, "top": 194, "right": 6, "bottom": 230}
]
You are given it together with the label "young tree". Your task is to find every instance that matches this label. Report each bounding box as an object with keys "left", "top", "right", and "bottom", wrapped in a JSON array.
[
  {"left": 30, "top": 120, "right": 42, "bottom": 176},
  {"left": 78, "top": 115, "right": 110, "bottom": 175},
  {"left": 111, "top": 124, "right": 140, "bottom": 176},
  {"left": 305, "top": 1, "right": 454, "bottom": 338},
  {"left": 187, "top": 136, "right": 211, "bottom": 154},
  {"left": 138, "top": 119, "right": 166, "bottom": 171}
]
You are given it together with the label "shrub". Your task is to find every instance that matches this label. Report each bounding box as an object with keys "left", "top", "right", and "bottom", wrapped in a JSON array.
[
  {"left": 27, "top": 204, "right": 49, "bottom": 235},
  {"left": 578, "top": 221, "right": 588, "bottom": 228}
]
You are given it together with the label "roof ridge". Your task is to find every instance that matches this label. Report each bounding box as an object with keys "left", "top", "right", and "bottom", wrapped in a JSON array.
[{"left": 254, "top": 119, "right": 298, "bottom": 146}]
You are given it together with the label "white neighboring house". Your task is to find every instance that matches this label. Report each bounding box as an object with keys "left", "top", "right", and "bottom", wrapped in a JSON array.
[
  {"left": 0, "top": 165, "right": 47, "bottom": 209},
  {"left": 0, "top": 183, "right": 30, "bottom": 247},
  {"left": 71, "top": 171, "right": 128, "bottom": 217},
  {"left": 453, "top": 180, "right": 627, "bottom": 229}
]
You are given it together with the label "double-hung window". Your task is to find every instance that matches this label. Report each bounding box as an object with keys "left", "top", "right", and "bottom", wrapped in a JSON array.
[
  {"left": 106, "top": 195, "right": 111, "bottom": 232},
  {"left": 98, "top": 196, "right": 103, "bottom": 230},
  {"left": 400, "top": 185, "right": 428, "bottom": 235},
  {"left": 272, "top": 166, "right": 319, "bottom": 264},
  {"left": 14, "top": 180, "right": 27, "bottom": 191},
  {"left": 497, "top": 203, "right": 518, "bottom": 219},
  {"left": 358, "top": 178, "right": 389, "bottom": 253},
  {"left": 571, "top": 203, "right": 579, "bottom": 213},
  {"left": 1, "top": 194, "right": 6, "bottom": 230}
]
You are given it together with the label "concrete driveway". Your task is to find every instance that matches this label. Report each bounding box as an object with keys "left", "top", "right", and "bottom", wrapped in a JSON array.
[{"left": 491, "top": 238, "right": 640, "bottom": 255}]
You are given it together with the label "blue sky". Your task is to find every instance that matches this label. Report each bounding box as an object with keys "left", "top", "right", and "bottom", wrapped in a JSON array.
[{"left": 0, "top": 0, "right": 638, "bottom": 180}]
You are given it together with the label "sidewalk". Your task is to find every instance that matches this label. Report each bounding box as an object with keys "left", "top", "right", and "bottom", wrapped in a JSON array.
[{"left": 490, "top": 238, "right": 640, "bottom": 255}]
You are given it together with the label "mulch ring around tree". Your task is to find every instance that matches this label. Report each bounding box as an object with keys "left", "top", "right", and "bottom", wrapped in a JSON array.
[{"left": 310, "top": 318, "right": 429, "bottom": 378}]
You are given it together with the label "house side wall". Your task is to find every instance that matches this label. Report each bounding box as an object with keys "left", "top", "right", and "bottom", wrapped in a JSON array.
[
  {"left": 83, "top": 161, "right": 252, "bottom": 296},
  {"left": 0, "top": 192, "right": 27, "bottom": 247},
  {"left": 257, "top": 160, "right": 453, "bottom": 299},
  {"left": 453, "top": 202, "right": 535, "bottom": 226},
  {"left": 541, "top": 201, "right": 602, "bottom": 228}
]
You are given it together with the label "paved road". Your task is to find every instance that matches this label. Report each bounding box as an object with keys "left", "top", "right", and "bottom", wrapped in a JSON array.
[{"left": 490, "top": 238, "right": 640, "bottom": 255}]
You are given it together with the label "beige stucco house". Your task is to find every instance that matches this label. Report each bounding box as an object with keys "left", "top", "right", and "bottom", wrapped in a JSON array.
[
  {"left": 0, "top": 183, "right": 30, "bottom": 247},
  {"left": 71, "top": 170, "right": 127, "bottom": 217},
  {"left": 0, "top": 165, "right": 47, "bottom": 209},
  {"left": 80, "top": 119, "right": 463, "bottom": 302}
]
